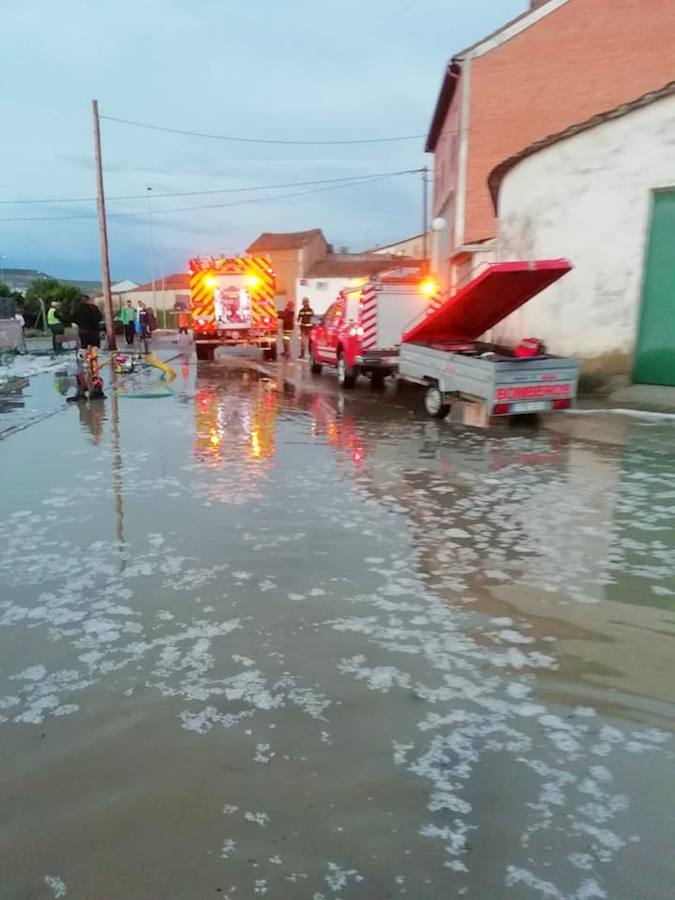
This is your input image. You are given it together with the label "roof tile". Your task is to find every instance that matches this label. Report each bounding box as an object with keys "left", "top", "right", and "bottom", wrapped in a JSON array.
[
  {"left": 247, "top": 229, "right": 326, "bottom": 252},
  {"left": 305, "top": 254, "right": 423, "bottom": 279}
]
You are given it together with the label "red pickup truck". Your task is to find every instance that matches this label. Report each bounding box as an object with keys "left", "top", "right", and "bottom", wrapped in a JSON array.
[{"left": 309, "top": 278, "right": 433, "bottom": 389}]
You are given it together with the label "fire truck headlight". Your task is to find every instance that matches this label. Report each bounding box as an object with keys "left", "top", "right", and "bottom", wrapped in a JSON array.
[{"left": 349, "top": 326, "right": 364, "bottom": 337}]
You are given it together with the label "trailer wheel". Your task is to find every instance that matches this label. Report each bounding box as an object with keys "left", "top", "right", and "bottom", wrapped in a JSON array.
[
  {"left": 309, "top": 348, "right": 323, "bottom": 375},
  {"left": 424, "top": 384, "right": 450, "bottom": 419},
  {"left": 337, "top": 352, "right": 357, "bottom": 389},
  {"left": 195, "top": 343, "right": 215, "bottom": 362}
]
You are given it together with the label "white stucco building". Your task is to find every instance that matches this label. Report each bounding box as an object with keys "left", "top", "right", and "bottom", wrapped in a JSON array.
[
  {"left": 297, "top": 254, "right": 423, "bottom": 315},
  {"left": 123, "top": 273, "right": 191, "bottom": 313},
  {"left": 490, "top": 82, "right": 675, "bottom": 382}
]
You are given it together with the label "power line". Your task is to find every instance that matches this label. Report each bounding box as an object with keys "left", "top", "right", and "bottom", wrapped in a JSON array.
[
  {"left": 100, "top": 114, "right": 427, "bottom": 145},
  {"left": 0, "top": 168, "right": 420, "bottom": 206},
  {"left": 0, "top": 170, "right": 420, "bottom": 223}
]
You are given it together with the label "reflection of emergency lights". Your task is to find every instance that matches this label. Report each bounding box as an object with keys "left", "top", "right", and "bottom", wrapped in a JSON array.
[
  {"left": 250, "top": 429, "right": 261, "bottom": 458},
  {"left": 194, "top": 385, "right": 278, "bottom": 466},
  {"left": 311, "top": 397, "right": 366, "bottom": 467}
]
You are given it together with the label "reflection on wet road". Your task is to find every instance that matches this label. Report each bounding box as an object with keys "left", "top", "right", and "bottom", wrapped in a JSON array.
[{"left": 1, "top": 361, "right": 674, "bottom": 899}]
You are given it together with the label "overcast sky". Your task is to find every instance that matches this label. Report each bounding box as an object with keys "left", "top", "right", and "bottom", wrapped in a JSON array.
[{"left": 1, "top": 0, "right": 523, "bottom": 283}]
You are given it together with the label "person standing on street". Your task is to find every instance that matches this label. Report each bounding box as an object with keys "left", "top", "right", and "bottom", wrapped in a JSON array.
[
  {"left": 72, "top": 295, "right": 103, "bottom": 349},
  {"left": 120, "top": 300, "right": 137, "bottom": 346},
  {"left": 14, "top": 305, "right": 27, "bottom": 353},
  {"left": 297, "top": 297, "right": 314, "bottom": 360},
  {"left": 281, "top": 300, "right": 295, "bottom": 358},
  {"left": 177, "top": 309, "right": 191, "bottom": 342},
  {"left": 47, "top": 302, "right": 64, "bottom": 352},
  {"left": 138, "top": 302, "right": 154, "bottom": 353}
]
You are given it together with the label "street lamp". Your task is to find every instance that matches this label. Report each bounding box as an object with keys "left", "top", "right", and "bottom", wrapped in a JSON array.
[{"left": 147, "top": 187, "right": 156, "bottom": 310}]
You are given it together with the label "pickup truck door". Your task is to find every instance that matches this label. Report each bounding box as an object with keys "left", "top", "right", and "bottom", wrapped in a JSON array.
[{"left": 316, "top": 298, "right": 345, "bottom": 363}]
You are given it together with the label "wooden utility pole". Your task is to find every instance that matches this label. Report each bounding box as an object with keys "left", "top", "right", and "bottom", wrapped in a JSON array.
[{"left": 92, "top": 99, "right": 116, "bottom": 350}]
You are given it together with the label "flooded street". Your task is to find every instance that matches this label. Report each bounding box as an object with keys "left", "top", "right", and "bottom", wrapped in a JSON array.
[{"left": 1, "top": 356, "right": 674, "bottom": 899}]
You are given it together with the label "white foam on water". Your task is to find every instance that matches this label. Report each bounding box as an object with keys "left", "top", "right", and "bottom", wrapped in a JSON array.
[
  {"left": 44, "top": 875, "right": 67, "bottom": 898},
  {"left": 325, "top": 862, "right": 364, "bottom": 892},
  {"left": 221, "top": 839, "right": 237, "bottom": 859},
  {"left": 244, "top": 811, "right": 270, "bottom": 828}
]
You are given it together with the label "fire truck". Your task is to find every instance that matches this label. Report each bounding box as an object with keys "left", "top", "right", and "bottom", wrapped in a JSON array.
[{"left": 189, "top": 256, "right": 277, "bottom": 362}]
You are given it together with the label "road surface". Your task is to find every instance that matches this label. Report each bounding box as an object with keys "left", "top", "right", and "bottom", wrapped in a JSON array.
[{"left": 1, "top": 348, "right": 674, "bottom": 899}]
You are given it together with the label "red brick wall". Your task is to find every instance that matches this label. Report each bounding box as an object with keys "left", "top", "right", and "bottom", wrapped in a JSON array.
[
  {"left": 432, "top": 78, "right": 461, "bottom": 216},
  {"left": 462, "top": 0, "right": 675, "bottom": 245}
]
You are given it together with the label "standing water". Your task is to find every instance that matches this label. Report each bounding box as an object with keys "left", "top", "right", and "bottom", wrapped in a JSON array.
[{"left": 1, "top": 362, "right": 673, "bottom": 899}]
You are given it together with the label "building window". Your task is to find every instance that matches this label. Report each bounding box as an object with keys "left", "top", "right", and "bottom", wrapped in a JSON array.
[{"left": 316, "top": 281, "right": 329, "bottom": 290}]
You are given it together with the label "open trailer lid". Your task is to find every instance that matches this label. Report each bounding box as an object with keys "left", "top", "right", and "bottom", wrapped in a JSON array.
[{"left": 402, "top": 259, "right": 572, "bottom": 345}]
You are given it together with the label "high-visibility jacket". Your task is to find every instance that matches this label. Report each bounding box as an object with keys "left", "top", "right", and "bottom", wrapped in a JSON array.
[{"left": 47, "top": 307, "right": 60, "bottom": 326}]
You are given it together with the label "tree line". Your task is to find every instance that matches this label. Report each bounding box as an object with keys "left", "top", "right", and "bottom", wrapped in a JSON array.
[{"left": 0, "top": 279, "right": 88, "bottom": 328}]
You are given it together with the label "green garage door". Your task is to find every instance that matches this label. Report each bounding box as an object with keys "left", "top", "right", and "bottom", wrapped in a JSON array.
[{"left": 634, "top": 190, "right": 675, "bottom": 385}]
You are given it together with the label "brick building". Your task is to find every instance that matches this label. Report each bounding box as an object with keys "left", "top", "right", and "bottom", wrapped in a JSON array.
[
  {"left": 247, "top": 229, "right": 329, "bottom": 310},
  {"left": 426, "top": 0, "right": 675, "bottom": 290}
]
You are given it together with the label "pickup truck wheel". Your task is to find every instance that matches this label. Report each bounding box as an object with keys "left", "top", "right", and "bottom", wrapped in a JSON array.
[
  {"left": 195, "top": 343, "right": 215, "bottom": 362},
  {"left": 424, "top": 384, "right": 450, "bottom": 419},
  {"left": 309, "top": 348, "right": 323, "bottom": 375},
  {"left": 371, "top": 371, "right": 385, "bottom": 390},
  {"left": 337, "top": 353, "right": 357, "bottom": 390}
]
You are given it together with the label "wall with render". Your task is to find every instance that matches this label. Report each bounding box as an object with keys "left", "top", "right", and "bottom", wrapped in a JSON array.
[
  {"left": 296, "top": 277, "right": 352, "bottom": 316},
  {"left": 493, "top": 93, "right": 675, "bottom": 375}
]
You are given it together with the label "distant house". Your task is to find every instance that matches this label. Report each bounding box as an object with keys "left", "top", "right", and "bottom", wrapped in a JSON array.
[
  {"left": 247, "top": 229, "right": 328, "bottom": 310},
  {"left": 108, "top": 280, "right": 140, "bottom": 310},
  {"left": 124, "top": 273, "right": 190, "bottom": 313},
  {"left": 298, "top": 254, "right": 424, "bottom": 315},
  {"left": 368, "top": 233, "right": 429, "bottom": 259},
  {"left": 111, "top": 279, "right": 139, "bottom": 294}
]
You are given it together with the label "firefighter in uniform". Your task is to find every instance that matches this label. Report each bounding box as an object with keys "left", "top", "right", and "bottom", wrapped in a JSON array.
[{"left": 297, "top": 297, "right": 314, "bottom": 360}]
